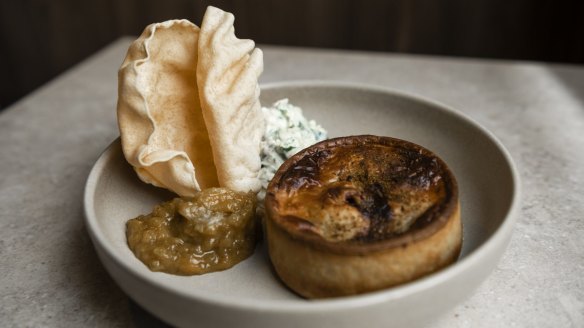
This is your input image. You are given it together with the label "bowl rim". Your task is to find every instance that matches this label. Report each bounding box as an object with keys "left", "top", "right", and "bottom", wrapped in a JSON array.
[{"left": 83, "top": 80, "right": 521, "bottom": 313}]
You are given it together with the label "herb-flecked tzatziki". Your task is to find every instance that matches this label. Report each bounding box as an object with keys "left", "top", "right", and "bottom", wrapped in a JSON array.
[{"left": 258, "top": 99, "right": 327, "bottom": 205}]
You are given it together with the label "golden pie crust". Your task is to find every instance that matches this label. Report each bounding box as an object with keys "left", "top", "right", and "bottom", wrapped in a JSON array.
[{"left": 265, "top": 135, "right": 462, "bottom": 298}]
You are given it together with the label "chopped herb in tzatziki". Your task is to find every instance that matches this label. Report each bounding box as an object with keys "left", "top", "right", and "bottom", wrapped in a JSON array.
[{"left": 257, "top": 99, "right": 327, "bottom": 205}]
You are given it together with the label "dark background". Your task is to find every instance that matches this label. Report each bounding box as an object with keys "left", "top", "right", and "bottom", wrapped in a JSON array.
[{"left": 1, "top": 0, "right": 583, "bottom": 109}]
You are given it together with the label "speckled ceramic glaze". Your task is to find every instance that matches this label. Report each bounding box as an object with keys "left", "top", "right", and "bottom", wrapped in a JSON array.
[{"left": 84, "top": 82, "right": 520, "bottom": 328}]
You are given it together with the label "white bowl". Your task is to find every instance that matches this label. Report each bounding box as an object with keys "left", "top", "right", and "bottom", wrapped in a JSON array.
[{"left": 84, "top": 81, "right": 520, "bottom": 328}]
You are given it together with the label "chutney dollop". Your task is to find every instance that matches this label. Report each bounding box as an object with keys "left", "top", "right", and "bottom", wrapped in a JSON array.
[{"left": 126, "top": 188, "right": 257, "bottom": 275}]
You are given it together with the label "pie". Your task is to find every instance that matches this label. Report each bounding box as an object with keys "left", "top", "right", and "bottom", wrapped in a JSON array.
[{"left": 265, "top": 135, "right": 462, "bottom": 298}]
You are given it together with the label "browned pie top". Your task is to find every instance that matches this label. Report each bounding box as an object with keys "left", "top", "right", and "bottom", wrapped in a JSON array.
[{"left": 265, "top": 135, "right": 458, "bottom": 254}]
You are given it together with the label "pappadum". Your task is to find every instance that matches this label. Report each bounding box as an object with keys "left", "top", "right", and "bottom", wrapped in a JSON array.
[
  {"left": 198, "top": 7, "right": 264, "bottom": 193},
  {"left": 117, "top": 7, "right": 264, "bottom": 197}
]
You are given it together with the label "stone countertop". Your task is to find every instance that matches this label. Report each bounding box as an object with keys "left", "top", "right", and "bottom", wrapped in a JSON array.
[{"left": 1, "top": 37, "right": 583, "bottom": 327}]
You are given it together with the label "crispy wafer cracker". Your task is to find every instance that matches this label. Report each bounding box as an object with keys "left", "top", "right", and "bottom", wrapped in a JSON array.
[
  {"left": 117, "top": 20, "right": 218, "bottom": 197},
  {"left": 117, "top": 7, "right": 264, "bottom": 196},
  {"left": 197, "top": 7, "right": 264, "bottom": 193}
]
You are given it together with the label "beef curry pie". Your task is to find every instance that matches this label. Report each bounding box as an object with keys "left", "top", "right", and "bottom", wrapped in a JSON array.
[{"left": 265, "top": 135, "right": 461, "bottom": 298}]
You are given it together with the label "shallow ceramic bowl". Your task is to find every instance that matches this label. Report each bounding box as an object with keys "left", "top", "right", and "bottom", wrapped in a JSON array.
[{"left": 84, "top": 82, "right": 520, "bottom": 328}]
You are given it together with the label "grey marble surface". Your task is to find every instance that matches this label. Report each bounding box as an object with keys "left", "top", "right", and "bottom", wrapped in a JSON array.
[{"left": 1, "top": 37, "right": 583, "bottom": 327}]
